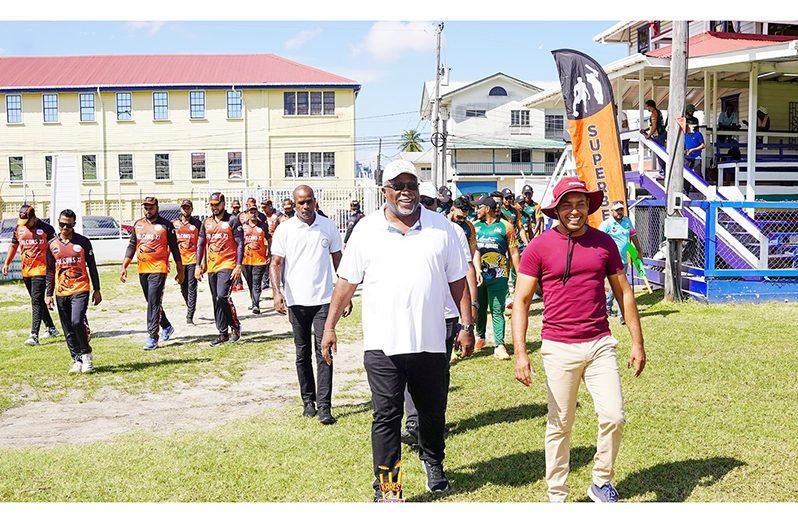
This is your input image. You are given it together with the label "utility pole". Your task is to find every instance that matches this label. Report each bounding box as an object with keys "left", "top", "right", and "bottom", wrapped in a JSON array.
[
  {"left": 431, "top": 22, "right": 444, "bottom": 188},
  {"left": 664, "top": 21, "right": 689, "bottom": 302},
  {"left": 376, "top": 138, "right": 382, "bottom": 186}
]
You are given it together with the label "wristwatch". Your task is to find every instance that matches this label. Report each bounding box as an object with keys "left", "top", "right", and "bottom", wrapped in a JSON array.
[
  {"left": 459, "top": 323, "right": 474, "bottom": 333},
  {"left": 470, "top": 300, "right": 479, "bottom": 309}
]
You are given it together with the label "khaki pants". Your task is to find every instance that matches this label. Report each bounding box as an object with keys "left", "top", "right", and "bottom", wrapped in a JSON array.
[{"left": 540, "top": 335, "right": 625, "bottom": 502}]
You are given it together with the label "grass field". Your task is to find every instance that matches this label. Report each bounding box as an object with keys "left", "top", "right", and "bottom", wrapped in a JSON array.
[{"left": 1, "top": 270, "right": 797, "bottom": 502}]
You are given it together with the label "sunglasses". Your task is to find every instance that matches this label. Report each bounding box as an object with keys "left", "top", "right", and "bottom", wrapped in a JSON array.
[
  {"left": 387, "top": 181, "right": 419, "bottom": 192},
  {"left": 58, "top": 222, "right": 75, "bottom": 229}
]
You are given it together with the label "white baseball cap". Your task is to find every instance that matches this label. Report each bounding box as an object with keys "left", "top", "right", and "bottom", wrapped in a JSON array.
[
  {"left": 418, "top": 182, "right": 437, "bottom": 199},
  {"left": 382, "top": 160, "right": 418, "bottom": 186},
  {"left": 611, "top": 201, "right": 625, "bottom": 210}
]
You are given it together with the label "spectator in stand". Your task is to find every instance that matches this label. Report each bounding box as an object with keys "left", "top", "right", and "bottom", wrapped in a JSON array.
[
  {"left": 684, "top": 116, "right": 706, "bottom": 178},
  {"left": 742, "top": 106, "right": 770, "bottom": 144},
  {"left": 641, "top": 99, "right": 667, "bottom": 176}
]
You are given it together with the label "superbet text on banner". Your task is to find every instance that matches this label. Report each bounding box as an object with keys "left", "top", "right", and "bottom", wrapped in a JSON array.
[{"left": 552, "top": 49, "right": 627, "bottom": 228}]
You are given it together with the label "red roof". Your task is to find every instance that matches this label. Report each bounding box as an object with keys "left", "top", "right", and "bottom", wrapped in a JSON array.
[
  {"left": 647, "top": 32, "right": 798, "bottom": 59},
  {"left": 0, "top": 54, "right": 358, "bottom": 89}
]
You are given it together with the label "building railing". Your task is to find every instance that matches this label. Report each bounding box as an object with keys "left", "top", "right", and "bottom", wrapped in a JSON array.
[{"left": 452, "top": 160, "right": 556, "bottom": 176}]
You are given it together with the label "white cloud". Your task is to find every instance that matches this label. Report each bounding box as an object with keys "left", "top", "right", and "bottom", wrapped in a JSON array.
[
  {"left": 127, "top": 21, "right": 166, "bottom": 36},
  {"left": 351, "top": 21, "right": 438, "bottom": 61},
  {"left": 329, "top": 68, "right": 389, "bottom": 84},
  {"left": 285, "top": 28, "right": 321, "bottom": 50}
]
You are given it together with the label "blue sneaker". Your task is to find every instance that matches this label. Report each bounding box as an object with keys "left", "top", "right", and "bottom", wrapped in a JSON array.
[
  {"left": 588, "top": 482, "right": 619, "bottom": 503},
  {"left": 161, "top": 325, "right": 175, "bottom": 342},
  {"left": 143, "top": 337, "right": 159, "bottom": 350}
]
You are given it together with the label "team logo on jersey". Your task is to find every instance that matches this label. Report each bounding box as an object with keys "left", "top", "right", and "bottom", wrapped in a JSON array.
[
  {"left": 255, "top": 227, "right": 262, "bottom": 234},
  {"left": 154, "top": 224, "right": 164, "bottom": 232},
  {"left": 321, "top": 238, "right": 330, "bottom": 248},
  {"left": 36, "top": 229, "right": 43, "bottom": 235},
  {"left": 52, "top": 245, "right": 60, "bottom": 255},
  {"left": 220, "top": 222, "right": 230, "bottom": 229},
  {"left": 494, "top": 227, "right": 503, "bottom": 234},
  {"left": 189, "top": 225, "right": 196, "bottom": 231},
  {"left": 136, "top": 223, "right": 144, "bottom": 230},
  {"left": 74, "top": 245, "right": 83, "bottom": 253}
]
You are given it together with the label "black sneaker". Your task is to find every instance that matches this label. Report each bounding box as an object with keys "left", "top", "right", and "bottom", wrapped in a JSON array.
[
  {"left": 400, "top": 425, "right": 418, "bottom": 446},
  {"left": 303, "top": 403, "right": 317, "bottom": 417},
  {"left": 186, "top": 317, "right": 194, "bottom": 325},
  {"left": 252, "top": 307, "right": 261, "bottom": 315},
  {"left": 422, "top": 461, "right": 450, "bottom": 493},
  {"left": 318, "top": 407, "right": 336, "bottom": 425},
  {"left": 209, "top": 333, "right": 229, "bottom": 347},
  {"left": 229, "top": 328, "right": 241, "bottom": 343}
]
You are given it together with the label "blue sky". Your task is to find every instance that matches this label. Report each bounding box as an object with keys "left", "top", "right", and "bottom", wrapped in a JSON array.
[{"left": 0, "top": 20, "right": 630, "bottom": 166}]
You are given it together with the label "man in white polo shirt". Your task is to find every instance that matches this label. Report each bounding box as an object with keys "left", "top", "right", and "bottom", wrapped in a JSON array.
[
  {"left": 270, "top": 184, "right": 350, "bottom": 425},
  {"left": 321, "top": 160, "right": 474, "bottom": 501}
]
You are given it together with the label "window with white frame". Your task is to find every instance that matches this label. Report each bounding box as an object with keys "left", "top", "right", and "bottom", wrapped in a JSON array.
[
  {"left": 116, "top": 92, "right": 132, "bottom": 120},
  {"left": 284, "top": 91, "right": 335, "bottom": 115},
  {"left": 228, "top": 152, "right": 242, "bottom": 179},
  {"left": 465, "top": 109, "right": 486, "bottom": 118},
  {"left": 284, "top": 152, "right": 335, "bottom": 177},
  {"left": 82, "top": 154, "right": 97, "bottom": 181},
  {"left": 6, "top": 95, "right": 22, "bottom": 124},
  {"left": 79, "top": 93, "right": 95, "bottom": 122},
  {"left": 43, "top": 94, "right": 59, "bottom": 123},
  {"left": 191, "top": 152, "right": 206, "bottom": 179},
  {"left": 153, "top": 92, "right": 169, "bottom": 120},
  {"left": 190, "top": 91, "right": 205, "bottom": 119},
  {"left": 155, "top": 153, "right": 170, "bottom": 180},
  {"left": 118, "top": 154, "right": 133, "bottom": 180},
  {"left": 227, "top": 91, "right": 242, "bottom": 118},
  {"left": 545, "top": 114, "right": 565, "bottom": 139},
  {"left": 45, "top": 155, "right": 52, "bottom": 182},
  {"left": 9, "top": 156, "right": 23, "bottom": 183},
  {"left": 511, "top": 110, "right": 530, "bottom": 127}
]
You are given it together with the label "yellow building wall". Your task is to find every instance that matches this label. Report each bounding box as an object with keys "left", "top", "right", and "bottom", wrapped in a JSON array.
[{"left": 1, "top": 87, "right": 357, "bottom": 218}]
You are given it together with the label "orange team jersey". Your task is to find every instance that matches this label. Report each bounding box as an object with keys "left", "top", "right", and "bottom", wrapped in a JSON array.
[
  {"left": 242, "top": 222, "right": 268, "bottom": 266},
  {"left": 14, "top": 224, "right": 52, "bottom": 277},
  {"left": 133, "top": 218, "right": 171, "bottom": 273},
  {"left": 265, "top": 213, "right": 280, "bottom": 236},
  {"left": 204, "top": 216, "right": 238, "bottom": 273},
  {"left": 173, "top": 218, "right": 200, "bottom": 265},
  {"left": 49, "top": 239, "right": 91, "bottom": 296}
]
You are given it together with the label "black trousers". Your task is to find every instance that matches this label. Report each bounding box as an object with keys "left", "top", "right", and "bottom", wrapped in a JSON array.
[
  {"left": 365, "top": 350, "right": 449, "bottom": 488},
  {"left": 242, "top": 264, "right": 267, "bottom": 308},
  {"left": 56, "top": 291, "right": 91, "bottom": 361},
  {"left": 24, "top": 275, "right": 55, "bottom": 335},
  {"left": 180, "top": 264, "right": 198, "bottom": 321},
  {"left": 208, "top": 269, "right": 239, "bottom": 335},
  {"left": 139, "top": 273, "right": 171, "bottom": 340},
  {"left": 288, "top": 304, "right": 332, "bottom": 408},
  {"left": 404, "top": 317, "right": 458, "bottom": 428}
]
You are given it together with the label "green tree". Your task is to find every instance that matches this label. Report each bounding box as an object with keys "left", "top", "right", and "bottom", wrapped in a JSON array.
[{"left": 399, "top": 129, "right": 424, "bottom": 152}]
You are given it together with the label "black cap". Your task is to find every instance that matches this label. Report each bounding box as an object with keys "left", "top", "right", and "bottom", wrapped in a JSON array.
[
  {"left": 209, "top": 192, "right": 225, "bottom": 204},
  {"left": 522, "top": 184, "right": 534, "bottom": 194},
  {"left": 142, "top": 196, "right": 159, "bottom": 206},
  {"left": 18, "top": 204, "right": 34, "bottom": 225},
  {"left": 501, "top": 188, "right": 514, "bottom": 198},
  {"left": 476, "top": 195, "right": 498, "bottom": 210}
]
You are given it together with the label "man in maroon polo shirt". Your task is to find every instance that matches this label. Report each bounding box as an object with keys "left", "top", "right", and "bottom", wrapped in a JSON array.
[{"left": 510, "top": 177, "right": 646, "bottom": 503}]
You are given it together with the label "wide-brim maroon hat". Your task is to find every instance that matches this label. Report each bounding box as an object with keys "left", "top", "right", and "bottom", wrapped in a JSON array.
[{"left": 541, "top": 177, "right": 604, "bottom": 219}]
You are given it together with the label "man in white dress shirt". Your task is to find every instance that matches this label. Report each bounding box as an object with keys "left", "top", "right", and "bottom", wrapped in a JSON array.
[{"left": 321, "top": 160, "right": 474, "bottom": 501}]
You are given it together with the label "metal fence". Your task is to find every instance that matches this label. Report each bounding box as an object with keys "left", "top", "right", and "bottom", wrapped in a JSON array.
[{"left": 633, "top": 202, "right": 706, "bottom": 271}]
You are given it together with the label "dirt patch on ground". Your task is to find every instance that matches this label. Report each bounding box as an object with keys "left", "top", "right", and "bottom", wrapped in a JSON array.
[{"left": 0, "top": 270, "right": 372, "bottom": 449}]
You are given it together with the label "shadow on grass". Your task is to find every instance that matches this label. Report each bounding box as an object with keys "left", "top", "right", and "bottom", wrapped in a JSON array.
[
  {"left": 638, "top": 310, "right": 679, "bottom": 319},
  {"left": 449, "top": 403, "right": 547, "bottom": 437},
  {"left": 92, "top": 329, "right": 149, "bottom": 338},
  {"left": 462, "top": 341, "right": 540, "bottom": 362},
  {"left": 636, "top": 290, "right": 666, "bottom": 308},
  {"left": 408, "top": 446, "right": 595, "bottom": 502},
  {"left": 94, "top": 357, "right": 212, "bottom": 374},
  {"left": 334, "top": 400, "right": 373, "bottom": 419},
  {"left": 575, "top": 457, "right": 746, "bottom": 502}
]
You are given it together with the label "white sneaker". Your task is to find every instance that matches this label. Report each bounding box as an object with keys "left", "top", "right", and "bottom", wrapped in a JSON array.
[
  {"left": 24, "top": 334, "right": 39, "bottom": 346},
  {"left": 69, "top": 359, "right": 82, "bottom": 374},
  {"left": 41, "top": 326, "right": 60, "bottom": 339},
  {"left": 80, "top": 353, "right": 94, "bottom": 374},
  {"left": 493, "top": 345, "right": 511, "bottom": 360}
]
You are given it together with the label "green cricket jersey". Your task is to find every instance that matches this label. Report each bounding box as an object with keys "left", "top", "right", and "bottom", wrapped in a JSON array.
[{"left": 475, "top": 219, "right": 516, "bottom": 280}]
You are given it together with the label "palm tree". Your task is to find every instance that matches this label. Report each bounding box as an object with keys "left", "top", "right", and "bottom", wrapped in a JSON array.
[{"left": 399, "top": 129, "right": 424, "bottom": 152}]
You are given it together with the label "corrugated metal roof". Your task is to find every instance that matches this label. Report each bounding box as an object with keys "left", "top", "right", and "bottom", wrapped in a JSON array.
[
  {"left": 646, "top": 32, "right": 798, "bottom": 59},
  {"left": 0, "top": 54, "right": 359, "bottom": 90}
]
